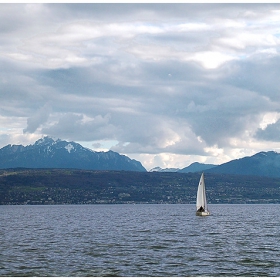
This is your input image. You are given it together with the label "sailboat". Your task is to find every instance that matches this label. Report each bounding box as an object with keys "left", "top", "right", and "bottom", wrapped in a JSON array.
[{"left": 196, "top": 173, "right": 210, "bottom": 216}]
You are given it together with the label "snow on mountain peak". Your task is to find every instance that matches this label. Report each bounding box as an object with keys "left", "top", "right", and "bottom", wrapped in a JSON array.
[
  {"left": 35, "top": 136, "right": 56, "bottom": 146},
  {"left": 65, "top": 143, "right": 74, "bottom": 153},
  {"left": 149, "top": 167, "right": 162, "bottom": 172}
]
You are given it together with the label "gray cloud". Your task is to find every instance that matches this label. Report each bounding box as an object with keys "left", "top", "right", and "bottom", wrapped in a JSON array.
[
  {"left": 255, "top": 120, "right": 280, "bottom": 142},
  {"left": 23, "top": 103, "right": 52, "bottom": 133},
  {"left": 41, "top": 113, "right": 119, "bottom": 142},
  {"left": 1, "top": 4, "right": 280, "bottom": 169}
]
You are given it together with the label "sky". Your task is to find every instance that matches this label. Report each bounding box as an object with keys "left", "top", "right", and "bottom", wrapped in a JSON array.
[{"left": 1, "top": 3, "right": 280, "bottom": 170}]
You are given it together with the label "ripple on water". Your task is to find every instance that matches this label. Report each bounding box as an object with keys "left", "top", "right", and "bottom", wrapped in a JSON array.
[{"left": 2, "top": 204, "right": 280, "bottom": 277}]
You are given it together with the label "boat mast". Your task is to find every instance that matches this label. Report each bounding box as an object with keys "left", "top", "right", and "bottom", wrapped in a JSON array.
[{"left": 203, "top": 173, "right": 207, "bottom": 211}]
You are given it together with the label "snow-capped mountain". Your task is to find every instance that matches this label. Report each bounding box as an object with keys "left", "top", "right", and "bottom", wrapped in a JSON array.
[
  {"left": 149, "top": 163, "right": 216, "bottom": 173},
  {"left": 0, "top": 136, "right": 146, "bottom": 171},
  {"left": 149, "top": 167, "right": 180, "bottom": 172}
]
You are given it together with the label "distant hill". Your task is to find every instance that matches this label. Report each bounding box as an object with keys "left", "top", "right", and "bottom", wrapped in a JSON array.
[
  {"left": 149, "top": 167, "right": 180, "bottom": 172},
  {"left": 0, "top": 137, "right": 146, "bottom": 172},
  {"left": 179, "top": 162, "right": 217, "bottom": 173},
  {"left": 149, "top": 163, "right": 216, "bottom": 173},
  {"left": 149, "top": 151, "right": 280, "bottom": 178},
  {"left": 207, "top": 151, "right": 280, "bottom": 178}
]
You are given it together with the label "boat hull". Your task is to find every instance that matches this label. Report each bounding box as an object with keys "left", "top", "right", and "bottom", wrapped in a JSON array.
[{"left": 196, "top": 211, "right": 210, "bottom": 216}]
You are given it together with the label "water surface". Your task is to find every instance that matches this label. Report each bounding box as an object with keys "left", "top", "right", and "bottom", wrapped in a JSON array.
[{"left": 1, "top": 204, "right": 280, "bottom": 276}]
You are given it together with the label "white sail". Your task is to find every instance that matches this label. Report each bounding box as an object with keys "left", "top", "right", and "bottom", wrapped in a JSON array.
[{"left": 196, "top": 173, "right": 210, "bottom": 215}]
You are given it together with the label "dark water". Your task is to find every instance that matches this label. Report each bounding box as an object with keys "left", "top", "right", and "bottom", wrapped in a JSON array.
[{"left": 1, "top": 204, "right": 280, "bottom": 277}]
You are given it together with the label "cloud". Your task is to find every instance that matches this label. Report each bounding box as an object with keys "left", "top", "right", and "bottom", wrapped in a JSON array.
[
  {"left": 110, "top": 115, "right": 207, "bottom": 155},
  {"left": 2, "top": 4, "right": 280, "bottom": 170},
  {"left": 41, "top": 113, "right": 119, "bottom": 142},
  {"left": 23, "top": 103, "right": 52, "bottom": 133},
  {"left": 255, "top": 118, "right": 280, "bottom": 142}
]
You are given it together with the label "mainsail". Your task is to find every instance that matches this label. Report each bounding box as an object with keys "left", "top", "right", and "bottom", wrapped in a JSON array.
[{"left": 196, "top": 173, "right": 208, "bottom": 212}]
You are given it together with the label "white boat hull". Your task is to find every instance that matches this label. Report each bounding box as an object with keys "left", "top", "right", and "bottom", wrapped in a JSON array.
[{"left": 196, "top": 211, "right": 210, "bottom": 216}]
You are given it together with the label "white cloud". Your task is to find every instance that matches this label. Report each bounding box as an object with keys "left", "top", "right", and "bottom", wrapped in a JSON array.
[
  {"left": 188, "top": 51, "right": 235, "bottom": 69},
  {"left": 2, "top": 4, "right": 280, "bottom": 170},
  {"left": 259, "top": 112, "right": 280, "bottom": 130}
]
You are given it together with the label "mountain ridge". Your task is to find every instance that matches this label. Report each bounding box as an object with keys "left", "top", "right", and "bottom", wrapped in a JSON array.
[
  {"left": 179, "top": 162, "right": 217, "bottom": 173},
  {"left": 149, "top": 151, "right": 280, "bottom": 178},
  {"left": 149, "top": 167, "right": 180, "bottom": 172},
  {"left": 0, "top": 136, "right": 146, "bottom": 172},
  {"left": 1, "top": 137, "right": 280, "bottom": 177},
  {"left": 206, "top": 151, "right": 280, "bottom": 177}
]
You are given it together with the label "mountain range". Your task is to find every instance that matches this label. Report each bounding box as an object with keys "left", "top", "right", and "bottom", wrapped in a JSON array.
[
  {"left": 206, "top": 151, "right": 280, "bottom": 177},
  {"left": 150, "top": 151, "right": 280, "bottom": 178},
  {"left": 0, "top": 137, "right": 280, "bottom": 178},
  {"left": 149, "top": 163, "right": 217, "bottom": 173},
  {"left": 0, "top": 137, "right": 146, "bottom": 172},
  {"left": 179, "top": 162, "right": 217, "bottom": 173},
  {"left": 149, "top": 167, "right": 180, "bottom": 172}
]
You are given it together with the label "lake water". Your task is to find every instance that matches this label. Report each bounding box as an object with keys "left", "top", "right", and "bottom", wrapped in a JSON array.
[{"left": 1, "top": 204, "right": 280, "bottom": 277}]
